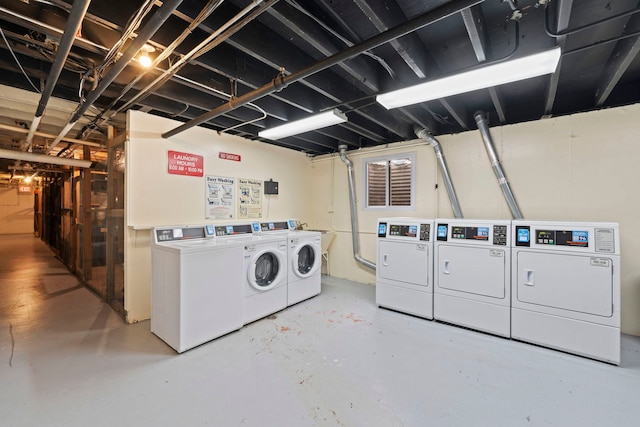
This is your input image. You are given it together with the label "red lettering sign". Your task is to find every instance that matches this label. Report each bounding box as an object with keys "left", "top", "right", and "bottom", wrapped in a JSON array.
[
  {"left": 219, "top": 152, "right": 241, "bottom": 162},
  {"left": 167, "top": 150, "right": 204, "bottom": 177}
]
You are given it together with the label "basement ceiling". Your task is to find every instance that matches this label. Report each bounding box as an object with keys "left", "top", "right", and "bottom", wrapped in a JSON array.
[{"left": 1, "top": 0, "right": 639, "bottom": 174}]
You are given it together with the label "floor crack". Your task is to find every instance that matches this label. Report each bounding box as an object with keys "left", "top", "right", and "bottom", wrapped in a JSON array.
[{"left": 9, "top": 322, "right": 15, "bottom": 367}]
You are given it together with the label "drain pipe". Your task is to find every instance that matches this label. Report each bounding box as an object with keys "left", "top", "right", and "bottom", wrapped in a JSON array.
[
  {"left": 47, "top": 0, "right": 184, "bottom": 152},
  {"left": 24, "top": 0, "right": 91, "bottom": 152},
  {"left": 338, "top": 145, "right": 376, "bottom": 270},
  {"left": 474, "top": 111, "right": 523, "bottom": 219},
  {"left": 415, "top": 128, "right": 463, "bottom": 218}
]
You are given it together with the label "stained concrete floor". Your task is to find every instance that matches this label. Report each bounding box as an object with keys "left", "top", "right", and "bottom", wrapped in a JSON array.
[{"left": 2, "top": 234, "right": 640, "bottom": 426}]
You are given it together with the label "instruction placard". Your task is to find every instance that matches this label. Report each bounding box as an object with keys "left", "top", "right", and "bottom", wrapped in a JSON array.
[
  {"left": 205, "top": 175, "right": 235, "bottom": 219},
  {"left": 238, "top": 178, "right": 262, "bottom": 219}
]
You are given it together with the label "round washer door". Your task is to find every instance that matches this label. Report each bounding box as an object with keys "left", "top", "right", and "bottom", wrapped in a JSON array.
[
  {"left": 292, "top": 242, "right": 321, "bottom": 279},
  {"left": 248, "top": 249, "right": 285, "bottom": 291}
]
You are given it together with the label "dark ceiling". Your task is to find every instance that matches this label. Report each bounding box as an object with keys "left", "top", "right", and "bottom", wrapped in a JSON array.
[{"left": 1, "top": 0, "right": 639, "bottom": 173}]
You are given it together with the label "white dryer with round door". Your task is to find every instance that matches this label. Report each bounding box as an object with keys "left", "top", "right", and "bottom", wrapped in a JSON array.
[
  {"left": 434, "top": 219, "right": 511, "bottom": 337},
  {"left": 287, "top": 230, "right": 322, "bottom": 305},
  {"left": 511, "top": 220, "right": 621, "bottom": 364},
  {"left": 376, "top": 217, "right": 435, "bottom": 319},
  {"left": 242, "top": 234, "right": 288, "bottom": 324}
]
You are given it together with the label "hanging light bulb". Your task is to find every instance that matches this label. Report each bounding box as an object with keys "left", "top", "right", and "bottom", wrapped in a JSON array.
[{"left": 138, "top": 44, "right": 155, "bottom": 68}]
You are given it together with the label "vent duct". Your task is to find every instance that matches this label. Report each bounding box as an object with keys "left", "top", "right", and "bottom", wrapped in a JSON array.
[
  {"left": 338, "top": 145, "right": 376, "bottom": 271},
  {"left": 474, "top": 111, "right": 523, "bottom": 220},
  {"left": 415, "top": 128, "right": 463, "bottom": 218}
]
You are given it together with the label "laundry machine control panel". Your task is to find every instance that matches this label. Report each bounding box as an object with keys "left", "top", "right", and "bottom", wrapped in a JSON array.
[
  {"left": 211, "top": 223, "right": 254, "bottom": 237},
  {"left": 154, "top": 226, "right": 207, "bottom": 243},
  {"left": 436, "top": 221, "right": 510, "bottom": 246},
  {"left": 377, "top": 219, "right": 432, "bottom": 242},
  {"left": 513, "top": 221, "right": 618, "bottom": 254},
  {"left": 260, "top": 220, "right": 294, "bottom": 232}
]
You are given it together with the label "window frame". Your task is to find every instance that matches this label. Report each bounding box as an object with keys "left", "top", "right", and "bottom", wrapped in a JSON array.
[{"left": 362, "top": 152, "right": 416, "bottom": 211}]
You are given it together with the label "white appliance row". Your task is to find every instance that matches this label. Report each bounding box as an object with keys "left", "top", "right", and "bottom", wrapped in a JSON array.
[
  {"left": 150, "top": 220, "right": 322, "bottom": 353},
  {"left": 376, "top": 217, "right": 621, "bottom": 365}
]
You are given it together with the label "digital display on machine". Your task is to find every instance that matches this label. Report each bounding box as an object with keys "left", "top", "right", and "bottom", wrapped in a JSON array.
[
  {"left": 388, "top": 224, "right": 417, "bottom": 238},
  {"left": 155, "top": 227, "right": 206, "bottom": 242},
  {"left": 261, "top": 221, "right": 288, "bottom": 231},
  {"left": 378, "top": 222, "right": 387, "bottom": 238},
  {"left": 451, "top": 226, "right": 489, "bottom": 241},
  {"left": 536, "top": 230, "right": 588, "bottom": 247},
  {"left": 437, "top": 224, "right": 448, "bottom": 241},
  {"left": 214, "top": 224, "right": 253, "bottom": 236},
  {"left": 515, "top": 226, "right": 530, "bottom": 247}
]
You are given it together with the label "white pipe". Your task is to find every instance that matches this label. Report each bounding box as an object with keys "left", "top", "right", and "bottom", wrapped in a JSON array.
[
  {"left": 338, "top": 145, "right": 376, "bottom": 270},
  {"left": 0, "top": 148, "right": 92, "bottom": 168}
]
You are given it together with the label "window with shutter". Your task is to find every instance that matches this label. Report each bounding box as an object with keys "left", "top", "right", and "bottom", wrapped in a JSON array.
[{"left": 364, "top": 153, "right": 415, "bottom": 209}]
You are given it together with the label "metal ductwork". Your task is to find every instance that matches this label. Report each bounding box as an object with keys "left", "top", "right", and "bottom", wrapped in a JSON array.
[
  {"left": 474, "top": 111, "right": 523, "bottom": 220},
  {"left": 48, "top": 0, "right": 185, "bottom": 152},
  {"left": 415, "top": 128, "right": 463, "bottom": 218},
  {"left": 338, "top": 145, "right": 376, "bottom": 270},
  {"left": 161, "top": 0, "right": 482, "bottom": 138}
]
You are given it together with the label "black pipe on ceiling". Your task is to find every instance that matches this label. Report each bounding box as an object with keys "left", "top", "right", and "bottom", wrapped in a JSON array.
[
  {"left": 24, "top": 0, "right": 91, "bottom": 151},
  {"left": 161, "top": 0, "right": 484, "bottom": 139},
  {"left": 48, "top": 0, "right": 185, "bottom": 151}
]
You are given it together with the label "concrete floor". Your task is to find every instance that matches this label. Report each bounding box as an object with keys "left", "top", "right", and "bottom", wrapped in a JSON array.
[{"left": 2, "top": 234, "right": 640, "bottom": 426}]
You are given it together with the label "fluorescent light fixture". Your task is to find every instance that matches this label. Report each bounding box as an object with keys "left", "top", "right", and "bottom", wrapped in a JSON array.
[
  {"left": 377, "top": 47, "right": 562, "bottom": 109},
  {"left": 259, "top": 109, "right": 347, "bottom": 140}
]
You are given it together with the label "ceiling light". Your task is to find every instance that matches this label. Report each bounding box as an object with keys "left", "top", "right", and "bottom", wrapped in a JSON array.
[
  {"left": 138, "top": 44, "right": 156, "bottom": 68},
  {"left": 258, "top": 109, "right": 348, "bottom": 140},
  {"left": 377, "top": 47, "right": 562, "bottom": 109}
]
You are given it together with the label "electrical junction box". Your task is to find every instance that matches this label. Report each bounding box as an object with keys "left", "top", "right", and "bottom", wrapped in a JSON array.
[{"left": 264, "top": 180, "right": 279, "bottom": 195}]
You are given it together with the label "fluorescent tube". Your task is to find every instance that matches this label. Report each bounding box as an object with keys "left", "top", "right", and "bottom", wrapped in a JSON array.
[
  {"left": 377, "top": 47, "right": 561, "bottom": 109},
  {"left": 259, "top": 109, "right": 347, "bottom": 140}
]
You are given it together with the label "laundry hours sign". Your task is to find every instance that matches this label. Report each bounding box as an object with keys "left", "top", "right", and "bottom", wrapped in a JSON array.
[{"left": 167, "top": 150, "right": 204, "bottom": 177}]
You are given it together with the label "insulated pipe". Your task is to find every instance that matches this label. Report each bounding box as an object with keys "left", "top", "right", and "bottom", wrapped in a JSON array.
[
  {"left": 415, "top": 128, "right": 463, "bottom": 218},
  {"left": 25, "top": 0, "right": 92, "bottom": 151},
  {"left": 474, "top": 111, "right": 523, "bottom": 220},
  {"left": 162, "top": 0, "right": 483, "bottom": 139},
  {"left": 0, "top": 148, "right": 92, "bottom": 168},
  {"left": 0, "top": 123, "right": 101, "bottom": 147},
  {"left": 48, "top": 0, "right": 184, "bottom": 152},
  {"left": 338, "top": 145, "right": 376, "bottom": 270}
]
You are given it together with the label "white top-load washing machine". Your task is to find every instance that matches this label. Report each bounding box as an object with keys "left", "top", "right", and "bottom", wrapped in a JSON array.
[
  {"left": 434, "top": 219, "right": 511, "bottom": 337},
  {"left": 258, "top": 220, "right": 322, "bottom": 306},
  {"left": 150, "top": 225, "right": 243, "bottom": 353},
  {"left": 511, "top": 220, "right": 621, "bottom": 364},
  {"left": 376, "top": 217, "right": 434, "bottom": 319},
  {"left": 433, "top": 219, "right": 511, "bottom": 337},
  {"left": 212, "top": 222, "right": 289, "bottom": 325}
]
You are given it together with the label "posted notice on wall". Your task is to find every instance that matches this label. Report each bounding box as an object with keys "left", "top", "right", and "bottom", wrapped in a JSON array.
[
  {"left": 238, "top": 178, "right": 262, "bottom": 219},
  {"left": 167, "top": 150, "right": 204, "bottom": 177},
  {"left": 205, "top": 175, "right": 235, "bottom": 219}
]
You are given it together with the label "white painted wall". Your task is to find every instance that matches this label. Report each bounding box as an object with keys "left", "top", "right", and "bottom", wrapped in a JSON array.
[
  {"left": 311, "top": 104, "right": 640, "bottom": 335},
  {"left": 125, "top": 111, "right": 313, "bottom": 322},
  {"left": 0, "top": 186, "right": 34, "bottom": 234}
]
